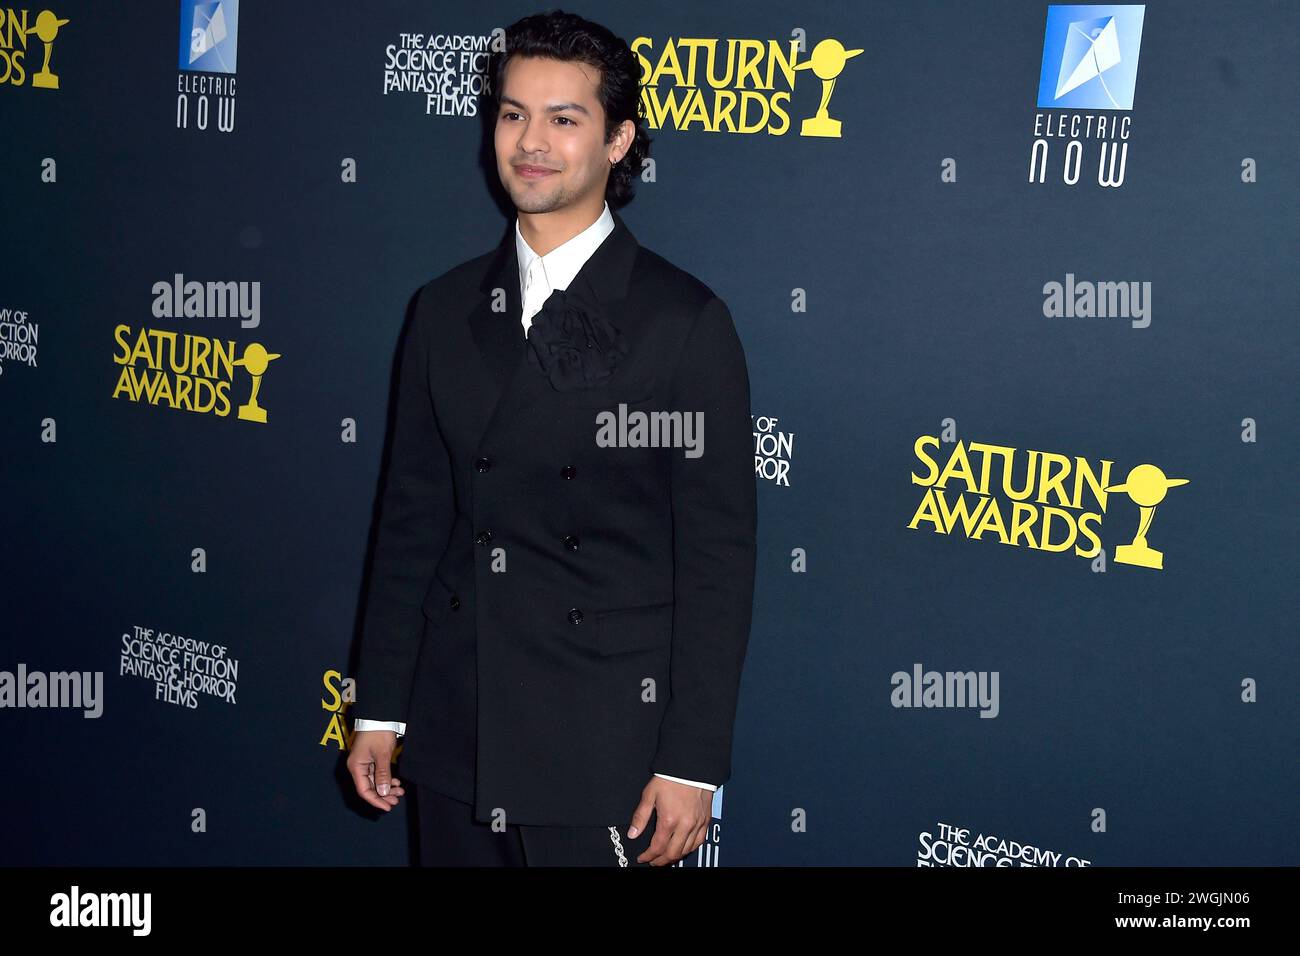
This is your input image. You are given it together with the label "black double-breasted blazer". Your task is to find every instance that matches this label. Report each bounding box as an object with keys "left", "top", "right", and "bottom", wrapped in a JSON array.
[{"left": 355, "top": 208, "right": 757, "bottom": 826}]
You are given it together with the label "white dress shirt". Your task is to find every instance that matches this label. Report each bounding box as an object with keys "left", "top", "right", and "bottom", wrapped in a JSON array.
[
  {"left": 516, "top": 198, "right": 614, "bottom": 336},
  {"left": 354, "top": 201, "right": 717, "bottom": 793}
]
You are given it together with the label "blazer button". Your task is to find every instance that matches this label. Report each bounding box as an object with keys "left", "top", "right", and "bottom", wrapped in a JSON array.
[
  {"left": 563, "top": 534, "right": 579, "bottom": 551},
  {"left": 475, "top": 530, "right": 493, "bottom": 546},
  {"left": 567, "top": 608, "right": 583, "bottom": 624},
  {"left": 561, "top": 465, "right": 576, "bottom": 479},
  {"left": 475, "top": 457, "right": 491, "bottom": 472},
  {"left": 450, "top": 594, "right": 460, "bottom": 611}
]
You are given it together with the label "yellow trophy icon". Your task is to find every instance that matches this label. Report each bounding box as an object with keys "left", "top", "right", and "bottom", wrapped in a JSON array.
[
  {"left": 233, "top": 342, "right": 280, "bottom": 423},
  {"left": 25, "top": 10, "right": 70, "bottom": 90},
  {"left": 1104, "top": 464, "right": 1189, "bottom": 570},
  {"left": 794, "top": 38, "right": 862, "bottom": 138}
]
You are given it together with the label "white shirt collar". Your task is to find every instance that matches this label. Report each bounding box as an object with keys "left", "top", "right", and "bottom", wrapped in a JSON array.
[{"left": 515, "top": 200, "right": 615, "bottom": 306}]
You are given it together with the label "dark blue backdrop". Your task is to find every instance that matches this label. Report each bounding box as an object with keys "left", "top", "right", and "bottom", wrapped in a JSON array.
[{"left": 2, "top": 0, "right": 1296, "bottom": 866}]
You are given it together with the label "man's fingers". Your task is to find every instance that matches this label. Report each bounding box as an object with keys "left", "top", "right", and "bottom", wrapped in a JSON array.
[
  {"left": 626, "top": 797, "right": 654, "bottom": 839},
  {"left": 665, "top": 823, "right": 692, "bottom": 864},
  {"left": 348, "top": 740, "right": 401, "bottom": 811},
  {"left": 348, "top": 758, "right": 389, "bottom": 811},
  {"left": 663, "top": 820, "right": 702, "bottom": 864},
  {"left": 638, "top": 812, "right": 679, "bottom": 865},
  {"left": 639, "top": 814, "right": 708, "bottom": 865},
  {"left": 374, "top": 758, "right": 393, "bottom": 797}
]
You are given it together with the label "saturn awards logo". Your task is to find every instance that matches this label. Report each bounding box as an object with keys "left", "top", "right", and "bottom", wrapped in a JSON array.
[
  {"left": 908, "top": 434, "right": 1188, "bottom": 571},
  {"left": 632, "top": 33, "right": 861, "bottom": 138},
  {"left": 0, "top": 7, "right": 71, "bottom": 91},
  {"left": 111, "top": 275, "right": 280, "bottom": 424}
]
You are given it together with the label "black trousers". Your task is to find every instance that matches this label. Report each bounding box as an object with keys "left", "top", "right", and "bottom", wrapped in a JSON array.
[{"left": 415, "top": 783, "right": 665, "bottom": 867}]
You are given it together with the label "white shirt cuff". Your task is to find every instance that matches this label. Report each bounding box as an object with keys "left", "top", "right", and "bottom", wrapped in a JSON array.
[
  {"left": 654, "top": 772, "right": 717, "bottom": 791},
  {"left": 354, "top": 718, "right": 406, "bottom": 738}
]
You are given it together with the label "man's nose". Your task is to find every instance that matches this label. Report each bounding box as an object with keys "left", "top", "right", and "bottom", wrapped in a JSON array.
[{"left": 517, "top": 118, "right": 549, "bottom": 156}]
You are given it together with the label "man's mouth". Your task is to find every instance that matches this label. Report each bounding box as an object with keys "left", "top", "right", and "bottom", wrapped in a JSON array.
[{"left": 516, "top": 164, "right": 558, "bottom": 179}]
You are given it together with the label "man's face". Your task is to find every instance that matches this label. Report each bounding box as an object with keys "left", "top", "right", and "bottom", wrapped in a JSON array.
[{"left": 494, "top": 55, "right": 620, "bottom": 215}]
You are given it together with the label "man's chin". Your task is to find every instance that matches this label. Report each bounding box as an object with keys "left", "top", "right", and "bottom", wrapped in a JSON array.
[{"left": 512, "top": 192, "right": 567, "bottom": 215}]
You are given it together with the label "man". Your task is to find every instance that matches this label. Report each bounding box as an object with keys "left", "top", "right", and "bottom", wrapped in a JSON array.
[{"left": 346, "top": 11, "right": 756, "bottom": 867}]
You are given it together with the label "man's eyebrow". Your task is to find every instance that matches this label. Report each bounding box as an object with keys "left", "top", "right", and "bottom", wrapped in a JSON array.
[{"left": 499, "top": 96, "right": 591, "bottom": 117}]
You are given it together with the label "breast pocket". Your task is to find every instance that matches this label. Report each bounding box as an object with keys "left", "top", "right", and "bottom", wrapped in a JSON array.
[{"left": 589, "top": 600, "right": 673, "bottom": 656}]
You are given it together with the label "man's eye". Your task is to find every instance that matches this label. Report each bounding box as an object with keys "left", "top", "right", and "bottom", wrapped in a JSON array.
[{"left": 554, "top": 116, "right": 574, "bottom": 126}]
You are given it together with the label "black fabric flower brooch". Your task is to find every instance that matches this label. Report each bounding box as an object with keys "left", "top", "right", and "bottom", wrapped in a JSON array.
[{"left": 525, "top": 281, "right": 629, "bottom": 391}]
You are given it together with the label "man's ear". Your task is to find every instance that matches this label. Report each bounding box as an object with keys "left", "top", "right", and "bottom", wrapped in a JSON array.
[{"left": 610, "top": 119, "right": 635, "bottom": 163}]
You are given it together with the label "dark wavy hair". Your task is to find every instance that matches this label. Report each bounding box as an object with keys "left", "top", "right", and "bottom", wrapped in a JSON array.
[{"left": 489, "top": 9, "right": 651, "bottom": 209}]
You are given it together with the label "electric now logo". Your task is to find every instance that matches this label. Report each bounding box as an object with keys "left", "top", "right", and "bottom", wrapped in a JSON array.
[{"left": 49, "top": 885, "right": 151, "bottom": 935}]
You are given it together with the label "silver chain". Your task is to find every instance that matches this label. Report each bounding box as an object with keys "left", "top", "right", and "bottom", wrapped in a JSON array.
[{"left": 607, "top": 826, "right": 629, "bottom": 867}]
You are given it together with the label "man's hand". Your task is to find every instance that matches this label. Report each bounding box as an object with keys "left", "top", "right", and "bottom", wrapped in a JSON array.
[
  {"left": 347, "top": 730, "right": 407, "bottom": 812},
  {"left": 628, "top": 776, "right": 711, "bottom": 865}
]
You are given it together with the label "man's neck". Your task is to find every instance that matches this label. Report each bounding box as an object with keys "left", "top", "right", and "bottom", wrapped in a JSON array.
[{"left": 517, "top": 201, "right": 604, "bottom": 257}]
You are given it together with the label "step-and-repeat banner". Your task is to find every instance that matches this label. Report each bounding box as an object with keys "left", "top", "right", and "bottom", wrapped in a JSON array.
[{"left": 3, "top": 1, "right": 1297, "bottom": 866}]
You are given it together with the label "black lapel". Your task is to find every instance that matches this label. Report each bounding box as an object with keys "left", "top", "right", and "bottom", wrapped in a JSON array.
[{"left": 469, "top": 207, "right": 641, "bottom": 415}]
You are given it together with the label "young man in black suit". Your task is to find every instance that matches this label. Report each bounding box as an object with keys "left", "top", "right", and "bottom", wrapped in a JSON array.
[{"left": 346, "top": 10, "right": 757, "bottom": 866}]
